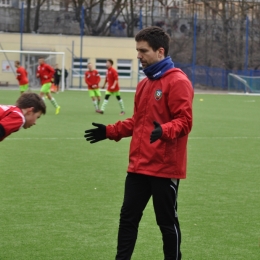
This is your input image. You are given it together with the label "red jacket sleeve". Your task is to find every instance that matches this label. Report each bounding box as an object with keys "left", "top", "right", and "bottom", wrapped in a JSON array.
[
  {"left": 46, "top": 64, "right": 55, "bottom": 79},
  {"left": 160, "top": 79, "right": 193, "bottom": 141},
  {"left": 106, "top": 117, "right": 134, "bottom": 142},
  {"left": 106, "top": 92, "right": 137, "bottom": 141}
]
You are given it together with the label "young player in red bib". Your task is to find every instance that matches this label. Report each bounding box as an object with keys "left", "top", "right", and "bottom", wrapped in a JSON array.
[
  {"left": 15, "top": 61, "right": 29, "bottom": 95},
  {"left": 96, "top": 59, "right": 125, "bottom": 115},
  {"left": 36, "top": 58, "right": 60, "bottom": 115},
  {"left": 0, "top": 92, "right": 46, "bottom": 142},
  {"left": 85, "top": 62, "right": 101, "bottom": 112}
]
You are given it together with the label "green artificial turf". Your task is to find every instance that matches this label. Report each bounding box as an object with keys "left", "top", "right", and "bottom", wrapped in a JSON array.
[{"left": 0, "top": 90, "right": 259, "bottom": 259}]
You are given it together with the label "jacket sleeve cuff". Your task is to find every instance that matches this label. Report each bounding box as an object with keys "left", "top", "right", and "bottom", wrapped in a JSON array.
[
  {"left": 106, "top": 125, "right": 121, "bottom": 142},
  {"left": 160, "top": 124, "right": 168, "bottom": 141}
]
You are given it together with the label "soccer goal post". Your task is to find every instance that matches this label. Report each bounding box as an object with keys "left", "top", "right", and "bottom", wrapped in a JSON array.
[
  {"left": 228, "top": 73, "right": 260, "bottom": 94},
  {"left": 0, "top": 50, "right": 66, "bottom": 92}
]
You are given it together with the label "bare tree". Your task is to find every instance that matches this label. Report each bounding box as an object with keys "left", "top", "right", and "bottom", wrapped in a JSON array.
[
  {"left": 26, "top": 0, "right": 31, "bottom": 32},
  {"left": 215, "top": 0, "right": 255, "bottom": 70},
  {"left": 181, "top": 0, "right": 258, "bottom": 70},
  {"left": 157, "top": 0, "right": 175, "bottom": 18},
  {"left": 33, "top": 0, "right": 47, "bottom": 32},
  {"left": 119, "top": 0, "right": 138, "bottom": 37},
  {"left": 71, "top": 0, "right": 126, "bottom": 36},
  {"left": 63, "top": 0, "right": 71, "bottom": 11}
]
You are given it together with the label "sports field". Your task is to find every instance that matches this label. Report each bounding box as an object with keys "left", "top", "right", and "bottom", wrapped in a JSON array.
[{"left": 0, "top": 89, "right": 259, "bottom": 260}]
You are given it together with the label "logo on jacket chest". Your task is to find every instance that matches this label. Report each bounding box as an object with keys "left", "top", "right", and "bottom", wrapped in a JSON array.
[{"left": 154, "top": 89, "right": 163, "bottom": 101}]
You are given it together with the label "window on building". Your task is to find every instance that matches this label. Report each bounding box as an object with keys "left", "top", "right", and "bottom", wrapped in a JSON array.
[
  {"left": 72, "top": 58, "right": 88, "bottom": 77},
  {"left": 0, "top": 0, "right": 11, "bottom": 6},
  {"left": 95, "top": 59, "right": 107, "bottom": 77},
  {"left": 117, "top": 59, "right": 132, "bottom": 78}
]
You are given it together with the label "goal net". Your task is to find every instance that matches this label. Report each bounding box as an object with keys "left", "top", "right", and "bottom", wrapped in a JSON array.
[
  {"left": 228, "top": 73, "right": 260, "bottom": 94},
  {"left": 0, "top": 50, "right": 65, "bottom": 91}
]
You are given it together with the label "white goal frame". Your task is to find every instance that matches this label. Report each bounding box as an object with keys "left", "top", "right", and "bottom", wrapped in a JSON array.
[
  {"left": 228, "top": 73, "right": 260, "bottom": 94},
  {"left": 0, "top": 50, "right": 66, "bottom": 92}
]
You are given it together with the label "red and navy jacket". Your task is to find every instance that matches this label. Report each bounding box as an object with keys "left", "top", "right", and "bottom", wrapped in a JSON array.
[{"left": 106, "top": 68, "right": 194, "bottom": 179}]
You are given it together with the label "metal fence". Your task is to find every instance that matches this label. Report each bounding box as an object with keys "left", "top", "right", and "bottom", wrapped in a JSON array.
[{"left": 175, "top": 62, "right": 260, "bottom": 90}]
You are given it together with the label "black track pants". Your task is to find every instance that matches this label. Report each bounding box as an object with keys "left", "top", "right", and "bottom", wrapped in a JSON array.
[{"left": 115, "top": 173, "right": 181, "bottom": 260}]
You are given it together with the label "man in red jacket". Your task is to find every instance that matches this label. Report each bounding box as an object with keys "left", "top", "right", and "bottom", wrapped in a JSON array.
[
  {"left": 96, "top": 59, "right": 125, "bottom": 115},
  {"left": 37, "top": 58, "right": 60, "bottom": 115},
  {"left": 0, "top": 92, "right": 46, "bottom": 142},
  {"left": 84, "top": 26, "right": 194, "bottom": 259},
  {"left": 85, "top": 62, "right": 101, "bottom": 112},
  {"left": 15, "top": 61, "right": 29, "bottom": 95}
]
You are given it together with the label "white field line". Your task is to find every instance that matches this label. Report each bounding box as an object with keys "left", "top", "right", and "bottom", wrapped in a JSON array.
[{"left": 5, "top": 136, "right": 260, "bottom": 141}]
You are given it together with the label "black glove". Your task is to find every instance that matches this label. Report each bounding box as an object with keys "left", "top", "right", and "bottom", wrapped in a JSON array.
[
  {"left": 150, "top": 121, "right": 162, "bottom": 144},
  {"left": 84, "top": 123, "right": 107, "bottom": 144}
]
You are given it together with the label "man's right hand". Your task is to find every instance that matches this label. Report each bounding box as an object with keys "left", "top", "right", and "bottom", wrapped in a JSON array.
[{"left": 84, "top": 123, "right": 107, "bottom": 144}]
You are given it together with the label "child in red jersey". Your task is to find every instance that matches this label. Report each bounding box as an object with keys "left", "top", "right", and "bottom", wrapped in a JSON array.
[
  {"left": 36, "top": 58, "right": 60, "bottom": 115},
  {"left": 96, "top": 59, "right": 125, "bottom": 115},
  {"left": 0, "top": 93, "right": 46, "bottom": 142},
  {"left": 15, "top": 61, "right": 29, "bottom": 95},
  {"left": 85, "top": 62, "right": 101, "bottom": 112}
]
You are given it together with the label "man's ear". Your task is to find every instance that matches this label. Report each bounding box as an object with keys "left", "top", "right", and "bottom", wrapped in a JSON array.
[
  {"left": 158, "top": 47, "right": 165, "bottom": 58},
  {"left": 24, "top": 107, "right": 34, "bottom": 115}
]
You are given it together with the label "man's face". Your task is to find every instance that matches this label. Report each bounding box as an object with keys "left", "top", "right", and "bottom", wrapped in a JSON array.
[
  {"left": 106, "top": 61, "right": 112, "bottom": 69},
  {"left": 38, "top": 59, "right": 44, "bottom": 65},
  {"left": 15, "top": 62, "right": 19, "bottom": 68},
  {"left": 23, "top": 108, "right": 42, "bottom": 129},
  {"left": 136, "top": 40, "right": 164, "bottom": 69}
]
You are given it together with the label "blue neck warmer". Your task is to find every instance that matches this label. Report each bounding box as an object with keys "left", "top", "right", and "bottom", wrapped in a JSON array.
[{"left": 143, "top": 56, "right": 174, "bottom": 80}]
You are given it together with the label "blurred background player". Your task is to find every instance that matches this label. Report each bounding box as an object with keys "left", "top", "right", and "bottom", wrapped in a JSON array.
[
  {"left": 54, "top": 64, "right": 61, "bottom": 92},
  {"left": 97, "top": 59, "right": 125, "bottom": 115},
  {"left": 37, "top": 58, "right": 60, "bottom": 115},
  {"left": 0, "top": 92, "right": 46, "bottom": 142},
  {"left": 64, "top": 68, "right": 68, "bottom": 89},
  {"left": 85, "top": 62, "right": 101, "bottom": 112},
  {"left": 15, "top": 60, "right": 29, "bottom": 95}
]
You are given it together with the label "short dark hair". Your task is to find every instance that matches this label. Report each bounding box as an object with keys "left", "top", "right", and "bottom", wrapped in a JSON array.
[
  {"left": 16, "top": 92, "right": 46, "bottom": 115},
  {"left": 15, "top": 61, "right": 20, "bottom": 65},
  {"left": 135, "top": 26, "right": 170, "bottom": 56},
  {"left": 107, "top": 59, "right": 113, "bottom": 66}
]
